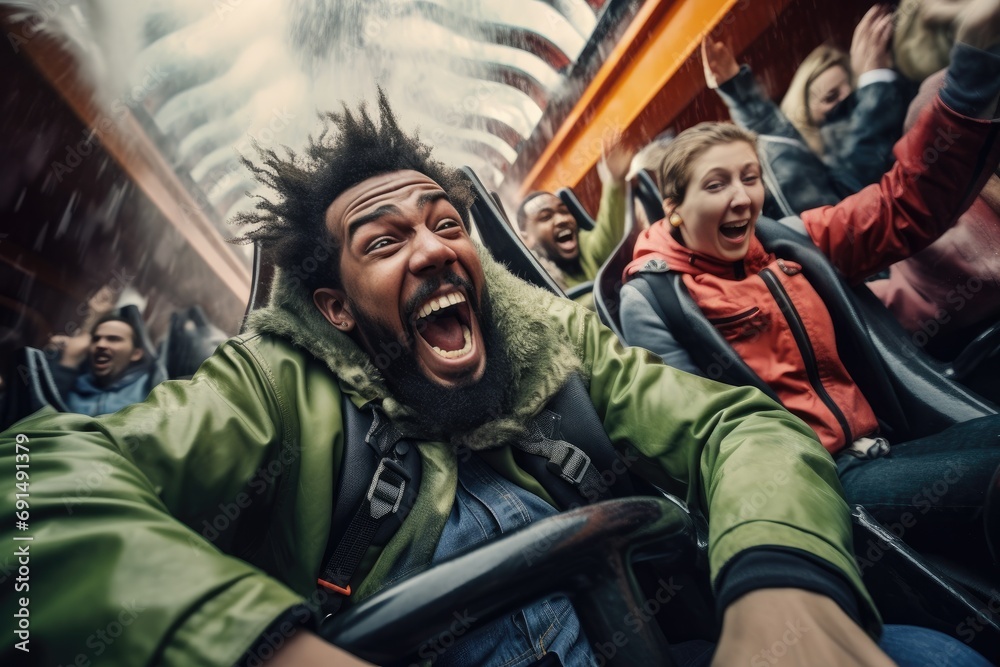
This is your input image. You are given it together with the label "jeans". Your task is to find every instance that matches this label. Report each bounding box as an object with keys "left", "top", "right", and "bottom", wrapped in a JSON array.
[
  {"left": 664, "top": 625, "right": 992, "bottom": 667},
  {"left": 836, "top": 414, "right": 1000, "bottom": 562}
]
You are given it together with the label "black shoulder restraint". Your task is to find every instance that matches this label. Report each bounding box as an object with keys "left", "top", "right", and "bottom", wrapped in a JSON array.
[
  {"left": 316, "top": 373, "right": 635, "bottom": 617},
  {"left": 631, "top": 271, "right": 780, "bottom": 402}
]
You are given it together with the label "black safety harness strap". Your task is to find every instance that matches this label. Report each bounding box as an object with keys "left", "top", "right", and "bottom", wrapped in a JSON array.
[
  {"left": 515, "top": 410, "right": 605, "bottom": 503},
  {"left": 317, "top": 374, "right": 630, "bottom": 620},
  {"left": 317, "top": 406, "right": 411, "bottom": 616}
]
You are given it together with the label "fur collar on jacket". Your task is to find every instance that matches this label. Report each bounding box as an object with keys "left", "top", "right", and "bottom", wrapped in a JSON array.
[{"left": 244, "top": 245, "right": 582, "bottom": 451}]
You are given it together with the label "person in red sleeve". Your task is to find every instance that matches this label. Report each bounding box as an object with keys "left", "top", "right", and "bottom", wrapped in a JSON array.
[{"left": 620, "top": 3, "right": 1000, "bottom": 572}]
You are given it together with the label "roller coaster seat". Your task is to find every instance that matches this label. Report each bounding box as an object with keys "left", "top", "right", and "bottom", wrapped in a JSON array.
[
  {"left": 0, "top": 346, "right": 68, "bottom": 430},
  {"left": 461, "top": 166, "right": 566, "bottom": 296},
  {"left": 594, "top": 183, "right": 643, "bottom": 341},
  {"left": 555, "top": 186, "right": 596, "bottom": 232},
  {"left": 159, "top": 305, "right": 228, "bottom": 379}
]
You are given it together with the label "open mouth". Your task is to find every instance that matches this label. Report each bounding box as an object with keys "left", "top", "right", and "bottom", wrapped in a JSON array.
[
  {"left": 554, "top": 227, "right": 577, "bottom": 252},
  {"left": 412, "top": 291, "right": 474, "bottom": 359},
  {"left": 92, "top": 351, "right": 112, "bottom": 370},
  {"left": 720, "top": 219, "right": 750, "bottom": 241}
]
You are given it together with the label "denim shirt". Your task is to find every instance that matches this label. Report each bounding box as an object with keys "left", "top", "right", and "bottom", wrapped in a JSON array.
[
  {"left": 427, "top": 454, "right": 595, "bottom": 667},
  {"left": 65, "top": 366, "right": 151, "bottom": 417}
]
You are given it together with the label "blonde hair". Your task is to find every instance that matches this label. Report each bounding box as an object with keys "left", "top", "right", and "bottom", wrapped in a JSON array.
[
  {"left": 779, "top": 45, "right": 852, "bottom": 155},
  {"left": 656, "top": 122, "right": 758, "bottom": 204}
]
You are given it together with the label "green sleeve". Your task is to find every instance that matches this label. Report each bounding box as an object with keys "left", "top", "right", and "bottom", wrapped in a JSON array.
[
  {"left": 577, "top": 181, "right": 626, "bottom": 281},
  {"left": 557, "top": 300, "right": 879, "bottom": 628},
  {"left": 0, "top": 339, "right": 306, "bottom": 666}
]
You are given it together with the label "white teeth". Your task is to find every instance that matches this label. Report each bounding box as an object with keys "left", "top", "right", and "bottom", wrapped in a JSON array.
[
  {"left": 430, "top": 325, "right": 473, "bottom": 359},
  {"left": 416, "top": 292, "right": 466, "bottom": 320}
]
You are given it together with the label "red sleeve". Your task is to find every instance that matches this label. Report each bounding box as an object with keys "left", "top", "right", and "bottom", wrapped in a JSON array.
[{"left": 801, "top": 96, "right": 1000, "bottom": 284}]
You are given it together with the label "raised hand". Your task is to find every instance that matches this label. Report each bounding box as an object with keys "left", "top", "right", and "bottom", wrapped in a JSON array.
[
  {"left": 597, "top": 130, "right": 637, "bottom": 185},
  {"left": 702, "top": 37, "right": 741, "bottom": 89},
  {"left": 850, "top": 4, "right": 896, "bottom": 75}
]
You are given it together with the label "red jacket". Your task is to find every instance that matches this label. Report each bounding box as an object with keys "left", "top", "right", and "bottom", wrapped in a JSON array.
[
  {"left": 625, "top": 96, "right": 1000, "bottom": 453},
  {"left": 869, "top": 192, "right": 1000, "bottom": 354}
]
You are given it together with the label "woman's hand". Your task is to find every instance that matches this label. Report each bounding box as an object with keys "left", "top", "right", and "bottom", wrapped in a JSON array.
[
  {"left": 850, "top": 4, "right": 896, "bottom": 75},
  {"left": 702, "top": 38, "right": 741, "bottom": 89}
]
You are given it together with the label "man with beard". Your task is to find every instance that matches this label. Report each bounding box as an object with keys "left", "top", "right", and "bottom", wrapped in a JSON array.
[
  {"left": 516, "top": 135, "right": 634, "bottom": 304},
  {"left": 4, "top": 94, "right": 988, "bottom": 667}
]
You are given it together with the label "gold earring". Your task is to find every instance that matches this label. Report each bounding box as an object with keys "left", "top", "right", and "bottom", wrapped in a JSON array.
[{"left": 669, "top": 212, "right": 683, "bottom": 227}]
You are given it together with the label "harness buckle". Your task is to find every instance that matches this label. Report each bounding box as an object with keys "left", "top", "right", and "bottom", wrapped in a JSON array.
[
  {"left": 546, "top": 445, "right": 592, "bottom": 486},
  {"left": 366, "top": 457, "right": 410, "bottom": 520}
]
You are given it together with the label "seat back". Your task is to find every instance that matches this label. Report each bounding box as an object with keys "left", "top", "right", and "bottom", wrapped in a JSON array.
[
  {"left": 160, "top": 305, "right": 229, "bottom": 379},
  {"left": 110, "top": 305, "right": 167, "bottom": 388},
  {"left": 460, "top": 166, "right": 565, "bottom": 296},
  {"left": 0, "top": 347, "right": 69, "bottom": 429},
  {"left": 635, "top": 170, "right": 664, "bottom": 224},
  {"left": 555, "top": 186, "right": 596, "bottom": 231},
  {"left": 594, "top": 181, "right": 644, "bottom": 340},
  {"left": 240, "top": 240, "right": 276, "bottom": 334},
  {"left": 852, "top": 505, "right": 1000, "bottom": 664}
]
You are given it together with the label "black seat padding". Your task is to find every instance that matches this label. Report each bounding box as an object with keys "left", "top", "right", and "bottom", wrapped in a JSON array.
[
  {"left": 556, "top": 186, "right": 596, "bottom": 231},
  {"left": 599, "top": 171, "right": 667, "bottom": 340},
  {"left": 852, "top": 505, "right": 1000, "bottom": 664},
  {"left": 755, "top": 217, "right": 996, "bottom": 438},
  {"left": 240, "top": 241, "right": 276, "bottom": 335},
  {"left": 460, "top": 166, "right": 565, "bottom": 296},
  {"left": 594, "top": 181, "right": 643, "bottom": 341},
  {"left": 0, "top": 347, "right": 69, "bottom": 430},
  {"left": 160, "top": 306, "right": 228, "bottom": 379},
  {"left": 118, "top": 305, "right": 168, "bottom": 387},
  {"left": 635, "top": 170, "right": 665, "bottom": 224}
]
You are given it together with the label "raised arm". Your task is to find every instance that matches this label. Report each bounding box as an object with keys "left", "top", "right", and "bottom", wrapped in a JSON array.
[
  {"left": 704, "top": 38, "right": 805, "bottom": 140},
  {"left": 579, "top": 132, "right": 633, "bottom": 278},
  {"left": 802, "top": 42, "right": 1000, "bottom": 283},
  {"left": 823, "top": 5, "right": 910, "bottom": 192}
]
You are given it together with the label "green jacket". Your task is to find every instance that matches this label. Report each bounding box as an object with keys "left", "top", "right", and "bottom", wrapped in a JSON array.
[{"left": 1, "top": 247, "right": 876, "bottom": 666}]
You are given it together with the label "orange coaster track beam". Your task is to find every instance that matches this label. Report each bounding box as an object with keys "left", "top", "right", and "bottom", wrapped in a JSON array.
[{"left": 518, "top": 0, "right": 794, "bottom": 198}]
